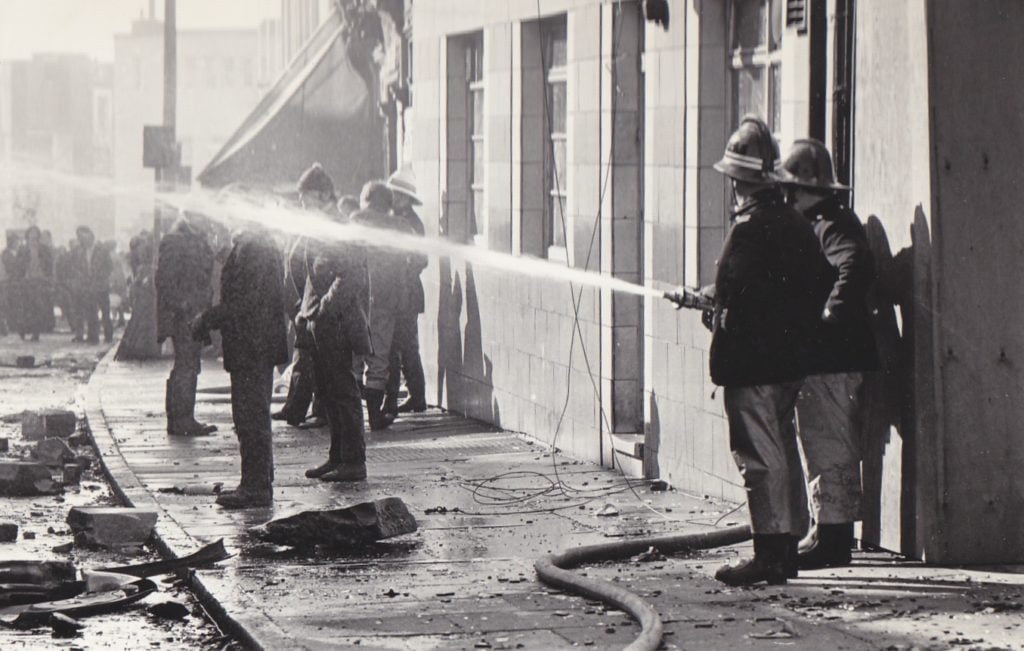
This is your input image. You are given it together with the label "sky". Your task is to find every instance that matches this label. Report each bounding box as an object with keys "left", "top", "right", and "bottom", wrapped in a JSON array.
[{"left": 0, "top": 0, "right": 279, "bottom": 62}]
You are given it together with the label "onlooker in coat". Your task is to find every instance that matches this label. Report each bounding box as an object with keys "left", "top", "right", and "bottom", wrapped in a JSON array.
[
  {"left": 116, "top": 233, "right": 161, "bottom": 359},
  {"left": 12, "top": 226, "right": 54, "bottom": 341},
  {"left": 299, "top": 192, "right": 372, "bottom": 482},
  {"left": 156, "top": 216, "right": 218, "bottom": 437},
  {"left": 706, "top": 116, "right": 830, "bottom": 587},
  {"left": 383, "top": 168, "right": 428, "bottom": 416},
  {"left": 55, "top": 240, "right": 80, "bottom": 336},
  {"left": 351, "top": 181, "right": 410, "bottom": 431},
  {"left": 273, "top": 164, "right": 335, "bottom": 428},
  {"left": 780, "top": 138, "right": 880, "bottom": 570},
  {"left": 39, "top": 230, "right": 56, "bottom": 333},
  {"left": 70, "top": 226, "right": 114, "bottom": 344},
  {"left": 0, "top": 232, "right": 20, "bottom": 336},
  {"left": 192, "top": 225, "right": 288, "bottom": 509}
]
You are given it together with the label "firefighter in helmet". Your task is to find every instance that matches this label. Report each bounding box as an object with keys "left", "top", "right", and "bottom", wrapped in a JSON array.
[
  {"left": 780, "top": 138, "right": 879, "bottom": 570},
  {"left": 707, "top": 116, "right": 830, "bottom": 586}
]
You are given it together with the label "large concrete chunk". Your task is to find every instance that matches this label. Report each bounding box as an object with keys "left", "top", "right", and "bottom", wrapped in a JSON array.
[
  {"left": 251, "top": 497, "right": 418, "bottom": 547},
  {"left": 21, "top": 409, "right": 77, "bottom": 441},
  {"left": 0, "top": 462, "right": 60, "bottom": 496},
  {"left": 35, "top": 438, "right": 76, "bottom": 467},
  {"left": 66, "top": 507, "right": 157, "bottom": 549}
]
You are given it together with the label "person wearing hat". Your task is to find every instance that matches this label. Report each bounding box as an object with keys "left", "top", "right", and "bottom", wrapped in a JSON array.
[
  {"left": 383, "top": 168, "right": 428, "bottom": 416},
  {"left": 191, "top": 222, "right": 288, "bottom": 509},
  {"left": 273, "top": 163, "right": 335, "bottom": 429},
  {"left": 780, "top": 138, "right": 879, "bottom": 570},
  {"left": 706, "top": 115, "right": 830, "bottom": 586}
]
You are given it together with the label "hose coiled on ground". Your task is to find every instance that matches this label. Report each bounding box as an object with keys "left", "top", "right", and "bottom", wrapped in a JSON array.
[{"left": 534, "top": 524, "right": 752, "bottom": 651}]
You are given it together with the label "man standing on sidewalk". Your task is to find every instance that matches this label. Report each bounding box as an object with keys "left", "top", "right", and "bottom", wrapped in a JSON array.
[
  {"left": 192, "top": 225, "right": 288, "bottom": 509},
  {"left": 70, "top": 226, "right": 114, "bottom": 344},
  {"left": 707, "top": 116, "right": 829, "bottom": 586},
  {"left": 156, "top": 216, "right": 218, "bottom": 438},
  {"left": 384, "top": 168, "right": 428, "bottom": 416},
  {"left": 780, "top": 139, "right": 879, "bottom": 569},
  {"left": 299, "top": 193, "right": 372, "bottom": 482}
]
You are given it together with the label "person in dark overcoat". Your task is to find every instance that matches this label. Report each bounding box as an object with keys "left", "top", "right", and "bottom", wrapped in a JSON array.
[
  {"left": 298, "top": 197, "right": 372, "bottom": 482},
  {"left": 192, "top": 225, "right": 288, "bottom": 509},
  {"left": 12, "top": 226, "right": 54, "bottom": 341},
  {"left": 156, "top": 216, "right": 217, "bottom": 437},
  {"left": 69, "top": 226, "right": 113, "bottom": 344}
]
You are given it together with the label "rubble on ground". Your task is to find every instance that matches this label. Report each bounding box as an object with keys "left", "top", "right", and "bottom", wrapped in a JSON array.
[
  {"left": 21, "top": 409, "right": 76, "bottom": 441},
  {"left": 0, "top": 461, "right": 61, "bottom": 496},
  {"left": 250, "top": 497, "right": 418, "bottom": 547},
  {"left": 66, "top": 507, "right": 157, "bottom": 549},
  {"left": 34, "top": 438, "right": 75, "bottom": 466}
]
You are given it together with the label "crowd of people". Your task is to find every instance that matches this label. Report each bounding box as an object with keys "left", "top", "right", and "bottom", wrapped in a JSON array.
[
  {"left": 158, "top": 163, "right": 427, "bottom": 508},
  {"left": 0, "top": 225, "right": 124, "bottom": 343}
]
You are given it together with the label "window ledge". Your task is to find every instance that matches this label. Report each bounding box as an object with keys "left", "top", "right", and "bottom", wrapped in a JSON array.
[{"left": 547, "top": 245, "right": 568, "bottom": 264}]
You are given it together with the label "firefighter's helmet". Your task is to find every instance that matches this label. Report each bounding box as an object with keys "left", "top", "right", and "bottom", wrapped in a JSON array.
[
  {"left": 713, "top": 115, "right": 781, "bottom": 183},
  {"left": 779, "top": 138, "right": 850, "bottom": 191}
]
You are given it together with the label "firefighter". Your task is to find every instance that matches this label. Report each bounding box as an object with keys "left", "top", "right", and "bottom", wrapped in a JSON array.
[
  {"left": 156, "top": 216, "right": 217, "bottom": 437},
  {"left": 780, "top": 138, "right": 879, "bottom": 569},
  {"left": 191, "top": 225, "right": 288, "bottom": 509},
  {"left": 707, "top": 116, "right": 830, "bottom": 586},
  {"left": 383, "top": 168, "right": 428, "bottom": 416}
]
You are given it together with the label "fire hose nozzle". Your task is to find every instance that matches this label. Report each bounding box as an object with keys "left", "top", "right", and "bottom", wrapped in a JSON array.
[{"left": 663, "top": 287, "right": 713, "bottom": 311}]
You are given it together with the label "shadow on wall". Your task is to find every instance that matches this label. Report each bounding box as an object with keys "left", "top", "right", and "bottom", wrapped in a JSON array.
[
  {"left": 436, "top": 258, "right": 500, "bottom": 427},
  {"left": 645, "top": 391, "right": 662, "bottom": 479},
  {"left": 860, "top": 205, "right": 933, "bottom": 556}
]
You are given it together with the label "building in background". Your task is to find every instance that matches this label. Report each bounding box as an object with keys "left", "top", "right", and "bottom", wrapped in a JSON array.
[
  {"left": 112, "top": 11, "right": 262, "bottom": 241},
  {"left": 257, "top": 0, "right": 335, "bottom": 86},
  {"left": 404, "top": 0, "right": 1024, "bottom": 564},
  {"left": 0, "top": 53, "right": 114, "bottom": 243}
]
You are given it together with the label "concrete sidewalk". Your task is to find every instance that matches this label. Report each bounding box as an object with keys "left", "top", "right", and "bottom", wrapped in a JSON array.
[{"left": 85, "top": 348, "right": 1024, "bottom": 650}]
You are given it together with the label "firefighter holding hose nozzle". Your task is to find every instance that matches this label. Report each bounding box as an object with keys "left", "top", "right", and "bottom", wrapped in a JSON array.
[{"left": 665, "top": 116, "right": 831, "bottom": 586}]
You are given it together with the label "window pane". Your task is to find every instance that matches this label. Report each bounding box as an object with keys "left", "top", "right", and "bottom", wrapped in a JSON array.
[
  {"left": 732, "top": 0, "right": 766, "bottom": 50},
  {"left": 545, "top": 20, "right": 567, "bottom": 67},
  {"left": 770, "top": 64, "right": 782, "bottom": 133},
  {"left": 552, "top": 139, "right": 566, "bottom": 192},
  {"left": 471, "top": 89, "right": 484, "bottom": 135},
  {"left": 732, "top": 66, "right": 765, "bottom": 125},
  {"left": 550, "top": 195, "right": 566, "bottom": 247},
  {"left": 769, "top": 0, "right": 783, "bottom": 50},
  {"left": 549, "top": 81, "right": 566, "bottom": 133},
  {"left": 472, "top": 140, "right": 484, "bottom": 185},
  {"left": 471, "top": 190, "right": 484, "bottom": 237}
]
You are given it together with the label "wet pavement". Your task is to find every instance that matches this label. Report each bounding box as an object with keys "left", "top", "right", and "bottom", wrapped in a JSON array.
[
  {"left": 86, "top": 347, "right": 1024, "bottom": 650},
  {"left": 0, "top": 332, "right": 232, "bottom": 649}
]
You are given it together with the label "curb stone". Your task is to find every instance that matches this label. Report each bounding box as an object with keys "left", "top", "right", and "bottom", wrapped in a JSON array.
[{"left": 82, "top": 344, "right": 297, "bottom": 650}]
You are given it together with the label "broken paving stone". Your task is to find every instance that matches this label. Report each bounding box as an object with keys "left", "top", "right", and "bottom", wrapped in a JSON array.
[
  {"left": 66, "top": 507, "right": 157, "bottom": 549},
  {"left": 596, "top": 504, "right": 620, "bottom": 517},
  {"left": 49, "top": 613, "right": 83, "bottom": 637},
  {"left": 52, "top": 542, "right": 74, "bottom": 554},
  {"left": 250, "top": 497, "right": 417, "bottom": 547},
  {"left": 0, "top": 461, "right": 61, "bottom": 496},
  {"left": 0, "top": 522, "right": 18, "bottom": 542},
  {"left": 147, "top": 600, "right": 190, "bottom": 620},
  {"left": 66, "top": 432, "right": 89, "bottom": 448},
  {"left": 35, "top": 438, "right": 76, "bottom": 467},
  {"left": 21, "top": 409, "right": 77, "bottom": 441},
  {"left": 23, "top": 531, "right": 36, "bottom": 540},
  {"left": 62, "top": 464, "right": 82, "bottom": 485}
]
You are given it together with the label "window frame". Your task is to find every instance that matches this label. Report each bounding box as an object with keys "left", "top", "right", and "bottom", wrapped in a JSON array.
[
  {"left": 727, "top": 0, "right": 783, "bottom": 135},
  {"left": 541, "top": 17, "right": 569, "bottom": 262},
  {"left": 464, "top": 33, "right": 486, "bottom": 247}
]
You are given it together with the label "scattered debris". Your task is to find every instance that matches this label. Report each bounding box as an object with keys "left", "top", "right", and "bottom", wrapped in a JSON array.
[
  {"left": 424, "top": 505, "right": 461, "bottom": 515},
  {"left": 97, "top": 539, "right": 231, "bottom": 578},
  {"left": 632, "top": 547, "right": 666, "bottom": 563},
  {"left": 147, "top": 600, "right": 189, "bottom": 620},
  {"left": 251, "top": 497, "right": 418, "bottom": 547},
  {"left": 23, "top": 531, "right": 36, "bottom": 540},
  {"left": 15, "top": 356, "right": 36, "bottom": 369},
  {"left": 649, "top": 479, "right": 669, "bottom": 492},
  {"left": 157, "top": 483, "right": 223, "bottom": 496},
  {"left": 0, "top": 523, "right": 17, "bottom": 543},
  {"left": 35, "top": 438, "right": 76, "bottom": 467},
  {"left": 62, "top": 464, "right": 82, "bottom": 485},
  {"left": 0, "top": 462, "right": 61, "bottom": 496},
  {"left": 66, "top": 507, "right": 157, "bottom": 549},
  {"left": 4, "top": 578, "right": 158, "bottom": 622},
  {"left": 21, "top": 409, "right": 76, "bottom": 441},
  {"left": 48, "top": 612, "right": 83, "bottom": 637},
  {"left": 596, "top": 504, "right": 620, "bottom": 517},
  {"left": 66, "top": 432, "right": 90, "bottom": 448},
  {"left": 51, "top": 542, "right": 73, "bottom": 554},
  {"left": 748, "top": 617, "right": 798, "bottom": 639}
]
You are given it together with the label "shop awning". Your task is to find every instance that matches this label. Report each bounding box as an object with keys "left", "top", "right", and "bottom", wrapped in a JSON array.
[{"left": 197, "top": 8, "right": 385, "bottom": 196}]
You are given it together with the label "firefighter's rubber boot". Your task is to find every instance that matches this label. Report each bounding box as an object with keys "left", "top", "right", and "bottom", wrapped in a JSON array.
[
  {"left": 715, "top": 534, "right": 791, "bottom": 586},
  {"left": 364, "top": 388, "right": 395, "bottom": 431},
  {"left": 798, "top": 522, "right": 854, "bottom": 570}
]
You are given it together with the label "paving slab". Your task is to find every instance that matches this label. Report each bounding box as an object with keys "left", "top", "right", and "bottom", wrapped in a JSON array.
[{"left": 85, "top": 349, "right": 1024, "bottom": 650}]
